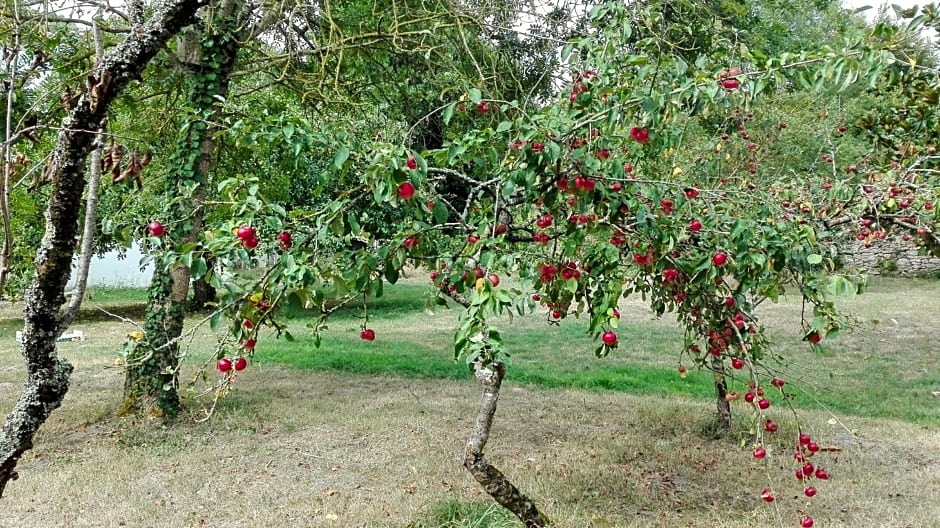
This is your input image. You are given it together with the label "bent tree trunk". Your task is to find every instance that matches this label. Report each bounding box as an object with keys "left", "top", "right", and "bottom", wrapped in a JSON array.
[
  {"left": 121, "top": 0, "right": 242, "bottom": 418},
  {"left": 0, "top": 0, "right": 208, "bottom": 498},
  {"left": 465, "top": 363, "right": 549, "bottom": 527}
]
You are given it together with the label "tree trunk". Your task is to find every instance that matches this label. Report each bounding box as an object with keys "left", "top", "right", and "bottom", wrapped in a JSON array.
[
  {"left": 58, "top": 21, "right": 107, "bottom": 336},
  {"left": 121, "top": 0, "right": 242, "bottom": 419},
  {"left": 0, "top": 0, "right": 208, "bottom": 498},
  {"left": 712, "top": 357, "right": 732, "bottom": 430},
  {"left": 464, "top": 363, "right": 550, "bottom": 527}
]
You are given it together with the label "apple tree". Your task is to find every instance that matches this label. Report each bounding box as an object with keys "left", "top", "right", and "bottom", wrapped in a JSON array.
[{"left": 155, "top": 2, "right": 936, "bottom": 525}]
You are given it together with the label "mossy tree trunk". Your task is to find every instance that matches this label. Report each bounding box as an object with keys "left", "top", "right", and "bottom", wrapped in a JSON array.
[
  {"left": 121, "top": 0, "right": 243, "bottom": 419},
  {"left": 0, "top": 0, "right": 208, "bottom": 497}
]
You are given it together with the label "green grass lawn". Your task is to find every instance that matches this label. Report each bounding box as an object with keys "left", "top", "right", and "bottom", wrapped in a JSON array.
[
  {"left": 258, "top": 277, "right": 940, "bottom": 424},
  {"left": 4, "top": 277, "right": 933, "bottom": 424}
]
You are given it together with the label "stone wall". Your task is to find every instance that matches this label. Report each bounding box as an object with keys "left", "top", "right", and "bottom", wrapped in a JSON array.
[{"left": 840, "top": 235, "right": 940, "bottom": 276}]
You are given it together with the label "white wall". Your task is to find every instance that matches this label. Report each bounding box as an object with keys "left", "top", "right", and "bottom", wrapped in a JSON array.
[{"left": 66, "top": 244, "right": 153, "bottom": 289}]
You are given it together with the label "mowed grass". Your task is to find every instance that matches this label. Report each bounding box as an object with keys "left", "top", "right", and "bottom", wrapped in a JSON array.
[
  {"left": 0, "top": 277, "right": 938, "bottom": 527},
  {"left": 264, "top": 276, "right": 940, "bottom": 424}
]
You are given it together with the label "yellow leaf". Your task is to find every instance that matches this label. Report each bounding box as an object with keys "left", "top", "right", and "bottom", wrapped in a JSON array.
[
  {"left": 475, "top": 278, "right": 485, "bottom": 292},
  {"left": 672, "top": 166, "right": 683, "bottom": 177},
  {"left": 715, "top": 143, "right": 722, "bottom": 152}
]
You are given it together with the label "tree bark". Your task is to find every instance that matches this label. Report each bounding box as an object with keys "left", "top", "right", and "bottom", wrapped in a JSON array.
[
  {"left": 0, "top": 0, "right": 22, "bottom": 295},
  {"left": 464, "top": 363, "right": 550, "bottom": 527},
  {"left": 712, "top": 357, "right": 732, "bottom": 430},
  {"left": 0, "top": 0, "right": 208, "bottom": 498},
  {"left": 121, "top": 0, "right": 242, "bottom": 418},
  {"left": 58, "top": 20, "right": 107, "bottom": 336}
]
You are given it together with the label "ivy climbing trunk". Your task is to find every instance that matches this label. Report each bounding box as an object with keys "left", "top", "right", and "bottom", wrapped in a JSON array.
[
  {"left": 121, "top": 0, "right": 243, "bottom": 419},
  {"left": 0, "top": 0, "right": 207, "bottom": 497}
]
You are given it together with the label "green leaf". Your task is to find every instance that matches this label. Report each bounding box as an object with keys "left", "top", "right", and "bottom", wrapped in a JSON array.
[
  {"left": 191, "top": 257, "right": 208, "bottom": 279},
  {"left": 807, "top": 254, "right": 823, "bottom": 265},
  {"left": 433, "top": 200, "right": 449, "bottom": 224},
  {"left": 468, "top": 88, "right": 482, "bottom": 104},
  {"left": 565, "top": 278, "right": 579, "bottom": 294},
  {"left": 332, "top": 147, "right": 350, "bottom": 170},
  {"left": 384, "top": 264, "right": 399, "bottom": 284},
  {"left": 209, "top": 310, "right": 223, "bottom": 332},
  {"left": 442, "top": 102, "right": 456, "bottom": 125}
]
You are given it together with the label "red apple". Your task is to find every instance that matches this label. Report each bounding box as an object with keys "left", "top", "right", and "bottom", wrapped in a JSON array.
[
  {"left": 731, "top": 358, "right": 744, "bottom": 370},
  {"left": 799, "top": 432, "right": 812, "bottom": 445},
  {"left": 753, "top": 447, "right": 766, "bottom": 459},
  {"left": 398, "top": 181, "right": 416, "bottom": 200},
  {"left": 801, "top": 516, "right": 814, "bottom": 528},
  {"left": 236, "top": 225, "right": 255, "bottom": 240},
  {"left": 712, "top": 252, "right": 728, "bottom": 266},
  {"left": 360, "top": 329, "right": 376, "bottom": 341},
  {"left": 815, "top": 468, "right": 829, "bottom": 480},
  {"left": 217, "top": 358, "right": 232, "bottom": 372},
  {"left": 234, "top": 357, "right": 247, "bottom": 371},
  {"left": 242, "top": 236, "right": 259, "bottom": 250},
  {"left": 760, "top": 489, "right": 774, "bottom": 503},
  {"left": 689, "top": 219, "right": 702, "bottom": 232},
  {"left": 278, "top": 231, "right": 292, "bottom": 249},
  {"left": 147, "top": 220, "right": 166, "bottom": 237},
  {"left": 764, "top": 420, "right": 778, "bottom": 433},
  {"left": 406, "top": 156, "right": 417, "bottom": 170},
  {"left": 243, "top": 339, "right": 256, "bottom": 350},
  {"left": 601, "top": 330, "right": 617, "bottom": 346},
  {"left": 758, "top": 398, "right": 770, "bottom": 410},
  {"left": 487, "top": 273, "right": 500, "bottom": 287},
  {"left": 629, "top": 126, "right": 649, "bottom": 144}
]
